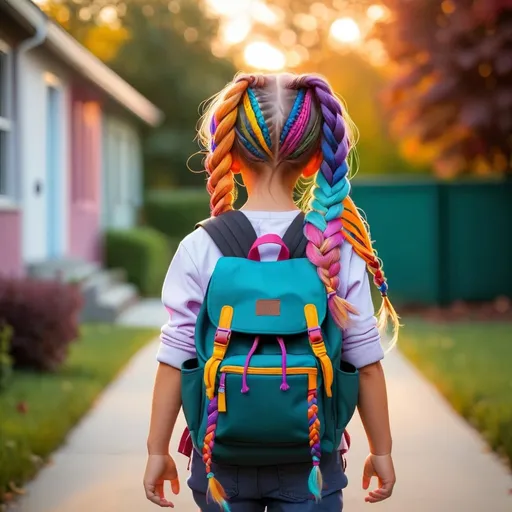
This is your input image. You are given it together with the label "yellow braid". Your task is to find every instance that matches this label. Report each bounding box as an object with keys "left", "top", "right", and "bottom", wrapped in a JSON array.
[{"left": 242, "top": 92, "right": 272, "bottom": 156}]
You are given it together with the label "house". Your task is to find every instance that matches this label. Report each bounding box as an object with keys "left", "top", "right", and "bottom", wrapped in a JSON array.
[{"left": 0, "top": 0, "right": 163, "bottom": 320}]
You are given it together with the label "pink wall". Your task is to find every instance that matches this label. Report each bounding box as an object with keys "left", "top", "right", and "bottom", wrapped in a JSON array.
[
  {"left": 0, "top": 210, "right": 23, "bottom": 277},
  {"left": 69, "top": 90, "right": 102, "bottom": 263}
]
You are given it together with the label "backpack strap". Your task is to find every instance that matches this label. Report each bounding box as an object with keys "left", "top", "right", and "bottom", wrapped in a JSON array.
[
  {"left": 197, "top": 210, "right": 308, "bottom": 259},
  {"left": 196, "top": 210, "right": 258, "bottom": 258},
  {"left": 282, "top": 211, "right": 308, "bottom": 258}
]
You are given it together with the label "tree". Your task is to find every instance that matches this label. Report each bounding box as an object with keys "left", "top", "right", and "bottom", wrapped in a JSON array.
[
  {"left": 372, "top": 0, "right": 512, "bottom": 177},
  {"left": 40, "top": 0, "right": 235, "bottom": 187}
]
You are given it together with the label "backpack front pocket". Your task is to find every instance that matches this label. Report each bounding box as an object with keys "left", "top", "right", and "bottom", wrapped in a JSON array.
[{"left": 209, "top": 355, "right": 323, "bottom": 465}]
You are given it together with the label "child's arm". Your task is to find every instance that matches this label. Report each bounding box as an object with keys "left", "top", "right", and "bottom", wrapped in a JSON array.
[
  {"left": 147, "top": 363, "right": 182, "bottom": 455},
  {"left": 358, "top": 366, "right": 396, "bottom": 503},
  {"left": 358, "top": 362, "right": 392, "bottom": 455},
  {"left": 144, "top": 243, "right": 204, "bottom": 507},
  {"left": 340, "top": 245, "right": 396, "bottom": 502}
]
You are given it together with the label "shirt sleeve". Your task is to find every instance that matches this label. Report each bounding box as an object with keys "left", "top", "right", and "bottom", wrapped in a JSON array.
[
  {"left": 157, "top": 243, "right": 203, "bottom": 369},
  {"left": 340, "top": 246, "right": 385, "bottom": 369}
]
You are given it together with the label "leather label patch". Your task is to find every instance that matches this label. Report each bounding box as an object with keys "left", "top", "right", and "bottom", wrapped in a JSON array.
[{"left": 256, "top": 299, "right": 281, "bottom": 316}]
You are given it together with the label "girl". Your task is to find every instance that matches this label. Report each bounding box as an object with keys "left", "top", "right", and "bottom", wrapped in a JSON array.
[{"left": 143, "top": 73, "right": 398, "bottom": 511}]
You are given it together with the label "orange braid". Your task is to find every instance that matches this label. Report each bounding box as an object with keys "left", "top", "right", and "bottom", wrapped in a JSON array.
[
  {"left": 206, "top": 78, "right": 251, "bottom": 217},
  {"left": 341, "top": 196, "right": 400, "bottom": 349}
]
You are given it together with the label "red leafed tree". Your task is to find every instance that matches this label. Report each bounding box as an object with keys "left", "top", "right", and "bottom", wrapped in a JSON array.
[{"left": 374, "top": 0, "right": 512, "bottom": 176}]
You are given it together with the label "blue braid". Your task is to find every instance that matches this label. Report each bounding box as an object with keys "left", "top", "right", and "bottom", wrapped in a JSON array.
[
  {"left": 235, "top": 128, "right": 267, "bottom": 159},
  {"left": 247, "top": 88, "right": 272, "bottom": 149},
  {"left": 280, "top": 89, "right": 306, "bottom": 144}
]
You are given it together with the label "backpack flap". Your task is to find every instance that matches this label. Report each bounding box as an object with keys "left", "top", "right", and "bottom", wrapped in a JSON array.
[{"left": 207, "top": 257, "right": 327, "bottom": 335}]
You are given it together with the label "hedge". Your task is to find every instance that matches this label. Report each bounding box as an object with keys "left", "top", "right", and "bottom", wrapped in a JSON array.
[
  {"left": 104, "top": 227, "right": 175, "bottom": 297},
  {"left": 144, "top": 187, "right": 248, "bottom": 240},
  {"left": 144, "top": 189, "right": 210, "bottom": 240}
]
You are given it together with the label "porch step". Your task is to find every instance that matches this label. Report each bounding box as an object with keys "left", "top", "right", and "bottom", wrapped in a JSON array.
[
  {"left": 81, "top": 282, "right": 138, "bottom": 323},
  {"left": 27, "top": 258, "right": 139, "bottom": 323},
  {"left": 27, "top": 258, "right": 99, "bottom": 283},
  {"left": 82, "top": 268, "right": 126, "bottom": 302}
]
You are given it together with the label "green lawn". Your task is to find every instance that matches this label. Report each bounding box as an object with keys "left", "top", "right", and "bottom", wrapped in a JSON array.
[
  {"left": 0, "top": 324, "right": 158, "bottom": 502},
  {"left": 399, "top": 318, "right": 512, "bottom": 467}
]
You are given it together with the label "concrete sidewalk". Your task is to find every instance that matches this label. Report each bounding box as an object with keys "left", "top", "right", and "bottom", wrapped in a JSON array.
[{"left": 10, "top": 304, "right": 512, "bottom": 512}]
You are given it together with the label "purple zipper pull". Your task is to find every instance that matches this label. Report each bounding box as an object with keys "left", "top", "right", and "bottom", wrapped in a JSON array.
[{"left": 277, "top": 337, "right": 290, "bottom": 391}]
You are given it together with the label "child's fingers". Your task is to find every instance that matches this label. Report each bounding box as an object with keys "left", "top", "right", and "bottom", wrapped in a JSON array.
[
  {"left": 365, "top": 487, "right": 392, "bottom": 504},
  {"left": 156, "top": 483, "right": 164, "bottom": 498},
  {"left": 362, "top": 473, "right": 372, "bottom": 490},
  {"left": 362, "top": 463, "right": 373, "bottom": 490},
  {"left": 144, "top": 483, "right": 173, "bottom": 508},
  {"left": 370, "top": 489, "right": 389, "bottom": 500},
  {"left": 380, "top": 480, "right": 395, "bottom": 495},
  {"left": 170, "top": 477, "right": 180, "bottom": 495}
]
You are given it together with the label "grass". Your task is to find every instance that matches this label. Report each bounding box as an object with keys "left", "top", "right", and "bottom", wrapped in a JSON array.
[
  {"left": 0, "top": 324, "right": 158, "bottom": 502},
  {"left": 398, "top": 318, "right": 512, "bottom": 467}
]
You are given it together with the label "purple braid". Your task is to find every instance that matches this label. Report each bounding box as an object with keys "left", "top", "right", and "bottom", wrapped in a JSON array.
[
  {"left": 291, "top": 75, "right": 356, "bottom": 327},
  {"left": 202, "top": 397, "right": 230, "bottom": 510}
]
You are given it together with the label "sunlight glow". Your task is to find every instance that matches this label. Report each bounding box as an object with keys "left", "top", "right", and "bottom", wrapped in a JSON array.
[
  {"left": 250, "top": 2, "right": 279, "bottom": 25},
  {"left": 330, "top": 17, "right": 361, "bottom": 44},
  {"left": 244, "top": 42, "right": 286, "bottom": 70},
  {"left": 98, "top": 6, "right": 118, "bottom": 25},
  {"left": 207, "top": 0, "right": 251, "bottom": 17},
  {"left": 222, "top": 17, "right": 252, "bottom": 44},
  {"left": 367, "top": 4, "right": 388, "bottom": 21}
]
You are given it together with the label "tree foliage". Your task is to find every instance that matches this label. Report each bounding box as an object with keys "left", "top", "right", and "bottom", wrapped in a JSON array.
[
  {"left": 373, "top": 0, "right": 512, "bottom": 176},
  {"left": 41, "top": 0, "right": 235, "bottom": 187}
]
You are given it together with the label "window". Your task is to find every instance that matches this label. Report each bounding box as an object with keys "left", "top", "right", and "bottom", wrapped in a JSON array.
[{"left": 0, "top": 40, "right": 12, "bottom": 197}]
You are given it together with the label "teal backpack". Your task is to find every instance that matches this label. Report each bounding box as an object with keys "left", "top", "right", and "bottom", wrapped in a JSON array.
[{"left": 181, "top": 210, "right": 359, "bottom": 506}]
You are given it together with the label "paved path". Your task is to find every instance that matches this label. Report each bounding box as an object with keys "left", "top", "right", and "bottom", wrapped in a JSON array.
[{"left": 10, "top": 301, "right": 512, "bottom": 512}]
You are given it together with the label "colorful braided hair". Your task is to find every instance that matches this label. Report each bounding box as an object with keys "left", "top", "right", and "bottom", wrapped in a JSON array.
[{"left": 198, "top": 73, "right": 400, "bottom": 505}]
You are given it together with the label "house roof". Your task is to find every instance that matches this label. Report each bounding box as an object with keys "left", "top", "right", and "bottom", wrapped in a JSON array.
[{"left": 3, "top": 0, "right": 163, "bottom": 127}]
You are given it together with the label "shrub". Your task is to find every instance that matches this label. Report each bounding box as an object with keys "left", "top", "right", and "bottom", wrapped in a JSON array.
[
  {"left": 0, "top": 323, "right": 13, "bottom": 390},
  {"left": 105, "top": 227, "right": 175, "bottom": 297},
  {"left": 144, "top": 188, "right": 210, "bottom": 240},
  {"left": 144, "top": 187, "right": 248, "bottom": 240},
  {"left": 0, "top": 278, "right": 83, "bottom": 372}
]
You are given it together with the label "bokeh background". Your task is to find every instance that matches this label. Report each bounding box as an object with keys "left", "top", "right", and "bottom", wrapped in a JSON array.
[{"left": 0, "top": 1, "right": 511, "bottom": 511}]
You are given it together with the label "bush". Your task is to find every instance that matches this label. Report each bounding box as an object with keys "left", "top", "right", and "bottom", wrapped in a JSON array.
[
  {"left": 144, "top": 188, "right": 211, "bottom": 240},
  {"left": 144, "top": 187, "right": 249, "bottom": 240},
  {"left": 105, "top": 227, "right": 175, "bottom": 297},
  {"left": 0, "top": 324, "right": 13, "bottom": 390},
  {"left": 0, "top": 278, "right": 83, "bottom": 372}
]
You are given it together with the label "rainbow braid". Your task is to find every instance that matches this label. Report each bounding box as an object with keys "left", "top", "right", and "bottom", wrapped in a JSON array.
[
  {"left": 280, "top": 89, "right": 306, "bottom": 144},
  {"left": 203, "top": 397, "right": 230, "bottom": 511},
  {"left": 281, "top": 90, "right": 314, "bottom": 158},
  {"left": 240, "top": 90, "right": 272, "bottom": 157},
  {"left": 341, "top": 196, "right": 401, "bottom": 348},
  {"left": 205, "top": 77, "right": 252, "bottom": 216},
  {"left": 307, "top": 388, "right": 323, "bottom": 501},
  {"left": 247, "top": 88, "right": 272, "bottom": 150},
  {"left": 297, "top": 76, "right": 357, "bottom": 328}
]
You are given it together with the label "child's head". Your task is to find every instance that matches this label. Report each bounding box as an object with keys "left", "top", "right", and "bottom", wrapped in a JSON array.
[{"left": 199, "top": 72, "right": 399, "bottom": 348}]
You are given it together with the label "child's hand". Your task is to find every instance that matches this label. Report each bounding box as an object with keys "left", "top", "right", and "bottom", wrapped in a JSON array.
[
  {"left": 362, "top": 453, "right": 396, "bottom": 503},
  {"left": 143, "top": 454, "right": 180, "bottom": 507}
]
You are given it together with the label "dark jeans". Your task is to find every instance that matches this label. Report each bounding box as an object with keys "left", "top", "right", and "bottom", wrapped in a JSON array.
[{"left": 188, "top": 449, "right": 347, "bottom": 511}]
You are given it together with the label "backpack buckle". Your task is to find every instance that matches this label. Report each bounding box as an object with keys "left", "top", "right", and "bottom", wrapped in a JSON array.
[
  {"left": 214, "top": 328, "right": 231, "bottom": 345},
  {"left": 308, "top": 326, "right": 323, "bottom": 343}
]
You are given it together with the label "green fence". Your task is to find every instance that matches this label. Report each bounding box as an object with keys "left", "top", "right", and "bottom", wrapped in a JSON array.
[
  {"left": 352, "top": 179, "right": 512, "bottom": 305},
  {"left": 145, "top": 179, "right": 512, "bottom": 306}
]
